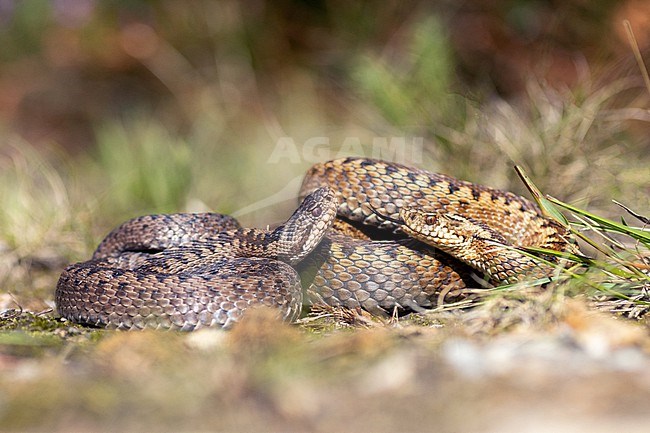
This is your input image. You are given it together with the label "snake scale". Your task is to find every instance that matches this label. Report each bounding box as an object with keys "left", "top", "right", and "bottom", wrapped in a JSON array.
[{"left": 56, "top": 157, "right": 575, "bottom": 330}]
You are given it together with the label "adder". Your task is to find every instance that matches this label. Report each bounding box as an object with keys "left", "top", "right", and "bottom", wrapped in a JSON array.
[{"left": 55, "top": 157, "right": 576, "bottom": 330}]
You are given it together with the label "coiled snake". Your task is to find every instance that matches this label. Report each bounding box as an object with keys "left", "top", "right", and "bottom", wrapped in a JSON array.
[{"left": 56, "top": 158, "right": 575, "bottom": 330}]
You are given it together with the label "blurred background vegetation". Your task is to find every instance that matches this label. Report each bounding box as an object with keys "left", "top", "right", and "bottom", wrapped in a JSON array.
[{"left": 0, "top": 0, "right": 649, "bottom": 307}]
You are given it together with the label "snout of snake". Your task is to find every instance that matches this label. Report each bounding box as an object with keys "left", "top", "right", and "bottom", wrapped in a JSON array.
[{"left": 56, "top": 157, "right": 576, "bottom": 330}]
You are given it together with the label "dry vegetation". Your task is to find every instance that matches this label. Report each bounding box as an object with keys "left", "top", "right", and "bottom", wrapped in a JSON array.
[{"left": 1, "top": 1, "right": 650, "bottom": 432}]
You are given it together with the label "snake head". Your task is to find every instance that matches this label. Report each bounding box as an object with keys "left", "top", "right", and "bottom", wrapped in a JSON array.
[
  {"left": 398, "top": 208, "right": 506, "bottom": 254},
  {"left": 275, "top": 187, "right": 339, "bottom": 265},
  {"left": 399, "top": 209, "right": 463, "bottom": 249}
]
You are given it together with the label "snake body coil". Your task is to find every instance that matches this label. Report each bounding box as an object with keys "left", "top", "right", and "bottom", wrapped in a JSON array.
[
  {"left": 56, "top": 187, "right": 338, "bottom": 330},
  {"left": 56, "top": 158, "right": 575, "bottom": 329}
]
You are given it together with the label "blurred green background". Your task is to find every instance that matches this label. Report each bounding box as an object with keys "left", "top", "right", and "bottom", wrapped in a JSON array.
[{"left": 0, "top": 0, "right": 649, "bottom": 307}]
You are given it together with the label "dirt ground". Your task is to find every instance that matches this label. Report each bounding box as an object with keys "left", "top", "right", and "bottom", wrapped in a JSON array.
[{"left": 2, "top": 297, "right": 650, "bottom": 433}]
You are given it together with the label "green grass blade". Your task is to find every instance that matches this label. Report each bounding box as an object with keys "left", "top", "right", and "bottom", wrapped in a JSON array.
[
  {"left": 547, "top": 196, "right": 650, "bottom": 244},
  {"left": 520, "top": 245, "right": 592, "bottom": 264},
  {"left": 514, "top": 165, "right": 570, "bottom": 226}
]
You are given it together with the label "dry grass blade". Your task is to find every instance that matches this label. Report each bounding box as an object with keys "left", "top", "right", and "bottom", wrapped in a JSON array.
[
  {"left": 297, "top": 304, "right": 381, "bottom": 331},
  {"left": 624, "top": 19, "right": 650, "bottom": 97},
  {"left": 613, "top": 200, "right": 650, "bottom": 225}
]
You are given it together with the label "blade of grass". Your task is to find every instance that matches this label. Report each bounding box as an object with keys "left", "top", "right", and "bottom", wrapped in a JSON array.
[
  {"left": 624, "top": 19, "right": 650, "bottom": 97},
  {"left": 520, "top": 245, "right": 593, "bottom": 265},
  {"left": 613, "top": 200, "right": 650, "bottom": 225},
  {"left": 547, "top": 196, "right": 650, "bottom": 244},
  {"left": 514, "top": 165, "right": 569, "bottom": 226},
  {"left": 563, "top": 214, "right": 650, "bottom": 279}
]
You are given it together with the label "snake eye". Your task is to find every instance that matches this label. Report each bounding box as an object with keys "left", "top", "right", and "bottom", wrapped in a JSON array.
[
  {"left": 311, "top": 207, "right": 322, "bottom": 217},
  {"left": 425, "top": 215, "right": 437, "bottom": 225}
]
